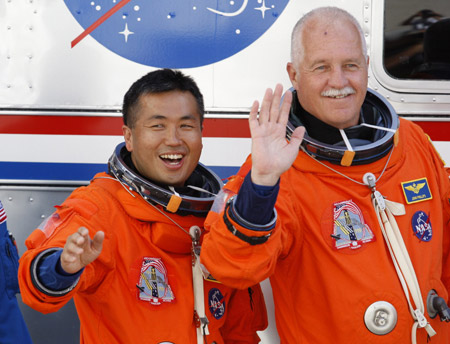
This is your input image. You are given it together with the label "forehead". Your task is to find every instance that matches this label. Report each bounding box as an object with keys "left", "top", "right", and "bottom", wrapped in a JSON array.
[
  {"left": 301, "top": 18, "right": 363, "bottom": 61},
  {"left": 136, "top": 90, "right": 201, "bottom": 121}
]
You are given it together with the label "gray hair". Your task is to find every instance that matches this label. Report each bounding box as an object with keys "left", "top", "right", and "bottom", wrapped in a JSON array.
[{"left": 290, "top": 7, "right": 367, "bottom": 65}]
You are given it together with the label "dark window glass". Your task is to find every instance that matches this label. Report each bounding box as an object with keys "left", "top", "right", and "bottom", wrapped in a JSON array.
[{"left": 384, "top": 1, "right": 450, "bottom": 80}]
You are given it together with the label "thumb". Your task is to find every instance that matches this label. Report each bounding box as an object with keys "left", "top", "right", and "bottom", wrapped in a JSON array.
[
  {"left": 91, "top": 231, "right": 104, "bottom": 253},
  {"left": 289, "top": 126, "right": 305, "bottom": 149}
]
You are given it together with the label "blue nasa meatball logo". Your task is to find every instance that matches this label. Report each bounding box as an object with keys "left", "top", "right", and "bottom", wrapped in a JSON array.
[
  {"left": 64, "top": 0, "right": 289, "bottom": 68},
  {"left": 411, "top": 211, "right": 432, "bottom": 242},
  {"left": 208, "top": 288, "right": 226, "bottom": 319}
]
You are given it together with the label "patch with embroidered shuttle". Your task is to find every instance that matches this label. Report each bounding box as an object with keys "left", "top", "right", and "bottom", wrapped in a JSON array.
[
  {"left": 136, "top": 257, "right": 175, "bottom": 305},
  {"left": 331, "top": 200, "right": 375, "bottom": 250},
  {"left": 401, "top": 178, "right": 432, "bottom": 204}
]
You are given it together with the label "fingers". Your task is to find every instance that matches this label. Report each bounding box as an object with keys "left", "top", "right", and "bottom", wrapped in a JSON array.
[
  {"left": 256, "top": 88, "right": 274, "bottom": 125},
  {"left": 290, "top": 126, "right": 306, "bottom": 148},
  {"left": 248, "top": 100, "right": 260, "bottom": 130},
  {"left": 92, "top": 231, "right": 105, "bottom": 253},
  {"left": 250, "top": 84, "right": 289, "bottom": 125},
  {"left": 269, "top": 84, "right": 284, "bottom": 122},
  {"left": 62, "top": 227, "right": 102, "bottom": 263},
  {"left": 64, "top": 227, "right": 88, "bottom": 258},
  {"left": 76, "top": 226, "right": 89, "bottom": 245},
  {"left": 278, "top": 90, "right": 293, "bottom": 128}
]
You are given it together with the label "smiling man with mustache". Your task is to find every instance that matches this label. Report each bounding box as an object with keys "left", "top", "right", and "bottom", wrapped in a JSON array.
[{"left": 201, "top": 6, "right": 450, "bottom": 344}]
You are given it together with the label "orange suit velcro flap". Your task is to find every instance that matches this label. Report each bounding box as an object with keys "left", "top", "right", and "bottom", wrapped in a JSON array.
[
  {"left": 166, "top": 194, "right": 182, "bottom": 213},
  {"left": 62, "top": 198, "right": 98, "bottom": 219}
]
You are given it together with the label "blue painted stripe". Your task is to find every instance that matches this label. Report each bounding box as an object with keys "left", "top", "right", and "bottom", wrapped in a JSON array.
[{"left": 0, "top": 162, "right": 239, "bottom": 182}]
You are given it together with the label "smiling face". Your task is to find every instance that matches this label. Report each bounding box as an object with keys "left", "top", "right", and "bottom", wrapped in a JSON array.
[
  {"left": 287, "top": 16, "right": 369, "bottom": 129},
  {"left": 123, "top": 90, "right": 203, "bottom": 187}
]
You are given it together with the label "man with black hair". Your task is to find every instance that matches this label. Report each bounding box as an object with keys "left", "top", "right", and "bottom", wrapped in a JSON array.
[{"left": 19, "top": 69, "right": 267, "bottom": 343}]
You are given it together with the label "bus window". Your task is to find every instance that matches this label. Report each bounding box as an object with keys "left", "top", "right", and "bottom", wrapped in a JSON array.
[{"left": 384, "top": 1, "right": 450, "bottom": 80}]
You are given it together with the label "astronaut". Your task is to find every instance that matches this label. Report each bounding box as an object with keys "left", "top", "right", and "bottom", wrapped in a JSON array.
[
  {"left": 18, "top": 69, "right": 267, "bottom": 344},
  {"left": 200, "top": 7, "right": 450, "bottom": 344}
]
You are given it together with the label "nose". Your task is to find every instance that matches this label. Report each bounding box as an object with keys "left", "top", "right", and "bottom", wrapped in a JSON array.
[
  {"left": 328, "top": 67, "right": 347, "bottom": 88},
  {"left": 164, "top": 127, "right": 182, "bottom": 146}
]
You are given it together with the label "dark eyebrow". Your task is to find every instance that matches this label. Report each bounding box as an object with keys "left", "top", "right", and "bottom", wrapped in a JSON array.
[
  {"left": 147, "top": 115, "right": 167, "bottom": 120},
  {"left": 145, "top": 114, "right": 199, "bottom": 121},
  {"left": 180, "top": 114, "right": 199, "bottom": 121}
]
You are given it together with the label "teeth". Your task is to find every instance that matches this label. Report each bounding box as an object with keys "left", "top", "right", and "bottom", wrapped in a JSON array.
[
  {"left": 160, "top": 154, "right": 183, "bottom": 160},
  {"left": 322, "top": 87, "right": 355, "bottom": 98}
]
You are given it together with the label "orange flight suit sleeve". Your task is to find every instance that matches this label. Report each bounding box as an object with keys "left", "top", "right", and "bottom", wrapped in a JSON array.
[
  {"left": 201, "top": 156, "right": 299, "bottom": 290},
  {"left": 18, "top": 189, "right": 113, "bottom": 314}
]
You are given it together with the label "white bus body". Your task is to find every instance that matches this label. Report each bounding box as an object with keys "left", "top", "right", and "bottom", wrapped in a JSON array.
[{"left": 1, "top": 0, "right": 449, "bottom": 342}]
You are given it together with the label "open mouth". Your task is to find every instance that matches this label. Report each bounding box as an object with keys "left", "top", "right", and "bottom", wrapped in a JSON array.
[
  {"left": 327, "top": 92, "right": 354, "bottom": 99},
  {"left": 333, "top": 94, "right": 349, "bottom": 99},
  {"left": 160, "top": 153, "right": 184, "bottom": 166}
]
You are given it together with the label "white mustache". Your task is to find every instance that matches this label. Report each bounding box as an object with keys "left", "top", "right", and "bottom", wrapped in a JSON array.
[{"left": 321, "top": 87, "right": 356, "bottom": 97}]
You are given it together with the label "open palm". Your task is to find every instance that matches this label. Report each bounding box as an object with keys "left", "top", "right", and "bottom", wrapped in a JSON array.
[{"left": 249, "top": 84, "right": 305, "bottom": 186}]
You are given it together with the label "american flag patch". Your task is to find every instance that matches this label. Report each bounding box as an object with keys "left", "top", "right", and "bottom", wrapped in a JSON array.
[{"left": 0, "top": 201, "right": 6, "bottom": 224}]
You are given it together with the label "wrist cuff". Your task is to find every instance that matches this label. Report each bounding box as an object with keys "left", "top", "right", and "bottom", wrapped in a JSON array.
[
  {"left": 223, "top": 197, "right": 275, "bottom": 245},
  {"left": 30, "top": 248, "right": 80, "bottom": 297}
]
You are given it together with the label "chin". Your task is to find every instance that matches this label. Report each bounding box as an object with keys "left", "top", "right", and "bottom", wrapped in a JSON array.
[{"left": 167, "top": 177, "right": 187, "bottom": 187}]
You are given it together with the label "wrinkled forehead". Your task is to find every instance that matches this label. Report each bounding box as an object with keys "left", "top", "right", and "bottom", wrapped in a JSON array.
[
  {"left": 304, "top": 16, "right": 359, "bottom": 42},
  {"left": 301, "top": 18, "right": 363, "bottom": 59}
]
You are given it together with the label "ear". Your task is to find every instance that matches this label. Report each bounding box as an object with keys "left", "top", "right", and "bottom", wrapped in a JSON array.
[
  {"left": 286, "top": 62, "right": 299, "bottom": 90},
  {"left": 122, "top": 125, "right": 133, "bottom": 152}
]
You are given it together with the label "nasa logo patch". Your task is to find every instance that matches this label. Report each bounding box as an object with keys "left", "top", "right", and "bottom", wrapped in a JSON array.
[
  {"left": 208, "top": 288, "right": 226, "bottom": 319},
  {"left": 411, "top": 211, "right": 432, "bottom": 242},
  {"left": 401, "top": 178, "right": 432, "bottom": 204}
]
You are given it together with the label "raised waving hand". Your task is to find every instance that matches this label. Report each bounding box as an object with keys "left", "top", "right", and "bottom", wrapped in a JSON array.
[
  {"left": 60, "top": 227, "right": 104, "bottom": 274},
  {"left": 249, "top": 84, "right": 305, "bottom": 186}
]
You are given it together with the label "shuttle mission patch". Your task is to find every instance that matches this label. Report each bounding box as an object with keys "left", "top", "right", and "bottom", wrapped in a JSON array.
[
  {"left": 137, "top": 257, "right": 175, "bottom": 305},
  {"left": 401, "top": 178, "right": 432, "bottom": 204},
  {"left": 411, "top": 211, "right": 432, "bottom": 242},
  {"left": 208, "top": 288, "right": 226, "bottom": 319},
  {"left": 331, "top": 200, "right": 375, "bottom": 250}
]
